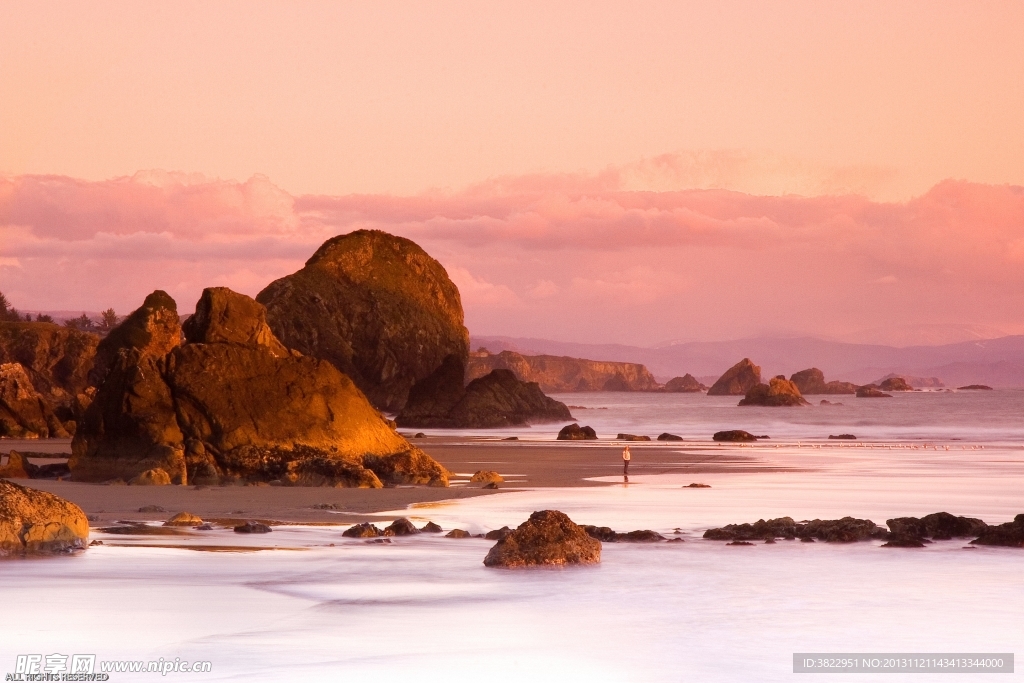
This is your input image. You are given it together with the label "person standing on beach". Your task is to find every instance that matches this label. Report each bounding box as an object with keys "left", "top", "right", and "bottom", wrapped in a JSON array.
[{"left": 622, "top": 445, "right": 631, "bottom": 477}]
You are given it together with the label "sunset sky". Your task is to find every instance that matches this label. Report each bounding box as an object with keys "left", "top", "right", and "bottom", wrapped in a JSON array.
[{"left": 2, "top": 2, "right": 1023, "bottom": 345}]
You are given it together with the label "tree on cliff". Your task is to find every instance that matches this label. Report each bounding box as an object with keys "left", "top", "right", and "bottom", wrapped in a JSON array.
[
  {"left": 98, "top": 308, "right": 120, "bottom": 331},
  {"left": 64, "top": 314, "right": 95, "bottom": 331},
  {"left": 0, "top": 291, "right": 23, "bottom": 322}
]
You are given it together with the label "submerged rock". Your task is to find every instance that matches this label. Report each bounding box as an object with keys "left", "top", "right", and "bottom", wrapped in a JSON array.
[
  {"left": 420, "top": 521, "right": 442, "bottom": 533},
  {"left": 829, "top": 434, "right": 857, "bottom": 440},
  {"left": 484, "top": 526, "right": 513, "bottom": 541},
  {"left": 582, "top": 526, "right": 666, "bottom": 542},
  {"left": 958, "top": 385, "right": 993, "bottom": 391},
  {"left": 738, "top": 376, "right": 810, "bottom": 407},
  {"left": 257, "top": 230, "right": 470, "bottom": 412},
  {"left": 0, "top": 480, "right": 89, "bottom": 556},
  {"left": 483, "top": 510, "right": 601, "bottom": 568},
  {"left": 707, "top": 359, "right": 761, "bottom": 396},
  {"left": 445, "top": 529, "right": 471, "bottom": 538},
  {"left": 712, "top": 430, "right": 758, "bottom": 442},
  {"left": 556, "top": 423, "right": 598, "bottom": 440}
]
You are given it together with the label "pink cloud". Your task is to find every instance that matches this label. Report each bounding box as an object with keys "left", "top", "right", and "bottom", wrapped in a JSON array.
[{"left": 1, "top": 169, "right": 1023, "bottom": 344}]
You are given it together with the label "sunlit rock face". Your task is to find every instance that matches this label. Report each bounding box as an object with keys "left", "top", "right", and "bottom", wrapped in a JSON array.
[
  {"left": 257, "top": 230, "right": 470, "bottom": 412},
  {"left": 71, "top": 287, "right": 448, "bottom": 487}
]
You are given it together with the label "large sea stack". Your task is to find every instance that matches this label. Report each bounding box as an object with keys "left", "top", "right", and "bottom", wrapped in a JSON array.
[
  {"left": 256, "top": 230, "right": 469, "bottom": 412},
  {"left": 738, "top": 376, "right": 810, "bottom": 406},
  {"left": 789, "top": 368, "right": 857, "bottom": 395},
  {"left": 707, "top": 358, "right": 762, "bottom": 396},
  {"left": 71, "top": 287, "right": 449, "bottom": 487}
]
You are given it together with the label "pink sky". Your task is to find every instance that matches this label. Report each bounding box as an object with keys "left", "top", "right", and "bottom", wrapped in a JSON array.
[{"left": 2, "top": 2, "right": 1023, "bottom": 344}]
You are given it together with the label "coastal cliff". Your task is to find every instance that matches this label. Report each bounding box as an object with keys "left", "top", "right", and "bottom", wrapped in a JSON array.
[{"left": 466, "top": 349, "right": 661, "bottom": 392}]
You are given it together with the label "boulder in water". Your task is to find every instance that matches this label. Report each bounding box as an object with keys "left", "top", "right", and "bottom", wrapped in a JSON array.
[
  {"left": 557, "top": 423, "right": 598, "bottom": 440},
  {"left": 663, "top": 374, "right": 706, "bottom": 392},
  {"left": 712, "top": 430, "right": 758, "bottom": 442},
  {"left": 483, "top": 510, "right": 601, "bottom": 568},
  {"left": 738, "top": 376, "right": 810, "bottom": 406},
  {"left": 657, "top": 433, "right": 683, "bottom": 441},
  {"left": 969, "top": 514, "right": 1024, "bottom": 547},
  {"left": 707, "top": 359, "right": 761, "bottom": 396},
  {"left": 789, "top": 368, "right": 857, "bottom": 395},
  {"left": 856, "top": 386, "right": 892, "bottom": 398}
]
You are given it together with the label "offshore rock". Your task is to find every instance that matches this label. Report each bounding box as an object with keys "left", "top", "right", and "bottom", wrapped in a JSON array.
[
  {"left": 738, "top": 376, "right": 810, "bottom": 407},
  {"left": 617, "top": 433, "right": 651, "bottom": 441},
  {"left": 582, "top": 526, "right": 666, "bottom": 542},
  {"left": 343, "top": 523, "right": 382, "bottom": 538},
  {"left": 879, "top": 377, "right": 913, "bottom": 392},
  {"left": 0, "top": 480, "right": 89, "bottom": 556},
  {"left": 397, "top": 361, "right": 572, "bottom": 429},
  {"left": 257, "top": 230, "right": 469, "bottom": 412},
  {"left": 969, "top": 514, "right": 1024, "bottom": 547},
  {"left": 856, "top": 386, "right": 892, "bottom": 398},
  {"left": 467, "top": 349, "right": 661, "bottom": 392},
  {"left": 789, "top": 368, "right": 858, "bottom": 395},
  {"left": 886, "top": 512, "right": 987, "bottom": 540},
  {"left": 712, "top": 430, "right": 758, "bottom": 442},
  {"left": 657, "top": 432, "right": 683, "bottom": 441},
  {"left": 483, "top": 510, "right": 601, "bottom": 568},
  {"left": 663, "top": 374, "right": 707, "bottom": 392},
  {"left": 704, "top": 516, "right": 887, "bottom": 542},
  {"left": 557, "top": 423, "right": 598, "bottom": 440},
  {"left": 707, "top": 358, "right": 761, "bottom": 396}
]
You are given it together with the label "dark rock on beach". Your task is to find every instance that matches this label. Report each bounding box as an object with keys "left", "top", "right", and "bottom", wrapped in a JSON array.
[
  {"left": 470, "top": 470, "right": 504, "bottom": 484},
  {"left": 829, "top": 434, "right": 857, "bottom": 440},
  {"left": 969, "top": 514, "right": 1024, "bottom": 547},
  {"left": 617, "top": 433, "right": 651, "bottom": 441},
  {"left": 483, "top": 510, "right": 601, "bottom": 568},
  {"left": 343, "top": 522, "right": 381, "bottom": 538},
  {"left": 886, "top": 512, "right": 988, "bottom": 540},
  {"left": 958, "top": 384, "right": 993, "bottom": 390},
  {"left": 738, "top": 376, "right": 810, "bottom": 407},
  {"left": 684, "top": 483, "right": 711, "bottom": 488},
  {"left": 256, "top": 230, "right": 470, "bottom": 412},
  {"left": 657, "top": 433, "right": 683, "bottom": 441},
  {"left": 712, "top": 430, "right": 758, "bottom": 442},
  {"left": 445, "top": 529, "right": 471, "bottom": 538},
  {"left": 582, "top": 525, "right": 666, "bottom": 542},
  {"left": 557, "top": 423, "right": 598, "bottom": 440},
  {"left": 0, "top": 480, "right": 90, "bottom": 556},
  {"left": 234, "top": 521, "right": 272, "bottom": 534},
  {"left": 707, "top": 358, "right": 761, "bottom": 396},
  {"left": 484, "top": 526, "right": 512, "bottom": 541},
  {"left": 420, "top": 521, "right": 442, "bottom": 533},
  {"left": 704, "top": 516, "right": 887, "bottom": 543},
  {"left": 383, "top": 518, "right": 420, "bottom": 536}
]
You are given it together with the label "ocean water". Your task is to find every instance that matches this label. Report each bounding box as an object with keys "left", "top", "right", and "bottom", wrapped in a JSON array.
[{"left": 2, "top": 392, "right": 1022, "bottom": 682}]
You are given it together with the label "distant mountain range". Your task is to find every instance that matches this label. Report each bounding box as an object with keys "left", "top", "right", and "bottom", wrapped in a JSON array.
[{"left": 471, "top": 335, "right": 1024, "bottom": 388}]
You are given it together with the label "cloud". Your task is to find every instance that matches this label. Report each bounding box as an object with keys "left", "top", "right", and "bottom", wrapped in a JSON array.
[{"left": 1, "top": 167, "right": 1023, "bottom": 342}]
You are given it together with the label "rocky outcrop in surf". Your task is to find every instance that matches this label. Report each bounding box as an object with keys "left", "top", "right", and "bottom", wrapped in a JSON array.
[
  {"left": 663, "top": 374, "right": 707, "bottom": 392},
  {"left": 0, "top": 480, "right": 89, "bottom": 556},
  {"left": 483, "top": 510, "right": 601, "bottom": 568},
  {"left": 71, "top": 288, "right": 448, "bottom": 487},
  {"left": 257, "top": 230, "right": 470, "bottom": 412},
  {"left": 738, "top": 376, "right": 810, "bottom": 407},
  {"left": 707, "top": 358, "right": 761, "bottom": 396},
  {"left": 704, "top": 516, "right": 887, "bottom": 543},
  {"left": 557, "top": 423, "right": 598, "bottom": 440},
  {"left": 789, "top": 368, "right": 857, "bottom": 395}
]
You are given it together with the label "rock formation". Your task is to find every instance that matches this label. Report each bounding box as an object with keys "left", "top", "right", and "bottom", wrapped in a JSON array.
[
  {"left": 467, "top": 349, "right": 661, "bottom": 392},
  {"left": 557, "top": 423, "right": 598, "bottom": 440},
  {"left": 707, "top": 358, "right": 761, "bottom": 396},
  {"left": 582, "top": 526, "right": 665, "bottom": 542},
  {"left": 663, "top": 374, "right": 707, "bottom": 392},
  {"left": 886, "top": 512, "right": 987, "bottom": 540},
  {"left": 878, "top": 377, "right": 913, "bottom": 392},
  {"left": 396, "top": 356, "right": 573, "bottom": 428},
  {"left": 89, "top": 290, "right": 181, "bottom": 386},
  {"left": 856, "top": 386, "right": 892, "bottom": 398},
  {"left": 789, "top": 368, "right": 857, "bottom": 395},
  {"left": 738, "top": 376, "right": 810, "bottom": 407},
  {"left": 483, "top": 510, "right": 601, "bottom": 568},
  {"left": 0, "top": 480, "right": 89, "bottom": 556},
  {"left": 71, "top": 288, "right": 449, "bottom": 487},
  {"left": 617, "top": 433, "right": 651, "bottom": 441},
  {"left": 958, "top": 384, "right": 993, "bottom": 390},
  {"left": 657, "top": 432, "right": 683, "bottom": 441},
  {"left": 712, "top": 430, "right": 758, "bottom": 442},
  {"left": 969, "top": 514, "right": 1024, "bottom": 547},
  {"left": 256, "top": 230, "right": 469, "bottom": 411},
  {"left": 704, "top": 516, "right": 887, "bottom": 542},
  {"left": 0, "top": 363, "right": 70, "bottom": 438},
  {"left": 470, "top": 470, "right": 504, "bottom": 484}
]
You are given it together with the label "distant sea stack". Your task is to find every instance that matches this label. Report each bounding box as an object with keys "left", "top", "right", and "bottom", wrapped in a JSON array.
[
  {"left": 71, "top": 287, "right": 448, "bottom": 487},
  {"left": 738, "top": 376, "right": 810, "bottom": 406},
  {"left": 707, "top": 358, "right": 762, "bottom": 396},
  {"left": 789, "top": 368, "right": 857, "bottom": 395},
  {"left": 466, "top": 349, "right": 660, "bottom": 392},
  {"left": 662, "top": 374, "right": 707, "bottom": 392},
  {"left": 256, "top": 230, "right": 470, "bottom": 412}
]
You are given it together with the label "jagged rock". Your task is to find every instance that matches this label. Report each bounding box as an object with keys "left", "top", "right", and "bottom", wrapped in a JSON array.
[
  {"left": 557, "top": 423, "right": 598, "bottom": 440},
  {"left": 663, "top": 374, "right": 706, "bottom": 392},
  {"left": 397, "top": 358, "right": 572, "bottom": 428},
  {"left": 0, "top": 363, "right": 68, "bottom": 438},
  {"left": 582, "top": 525, "right": 666, "bottom": 542},
  {"left": 0, "top": 480, "right": 89, "bottom": 556},
  {"left": 712, "top": 430, "right": 758, "bottom": 442},
  {"left": 704, "top": 516, "right": 887, "bottom": 542},
  {"left": 0, "top": 321, "right": 98, "bottom": 424},
  {"left": 829, "top": 434, "right": 857, "bottom": 440},
  {"left": 257, "top": 230, "right": 469, "bottom": 411},
  {"left": 384, "top": 518, "right": 420, "bottom": 536},
  {"left": 90, "top": 291, "right": 181, "bottom": 387},
  {"left": 445, "top": 529, "right": 471, "bottom": 538},
  {"left": 657, "top": 432, "right": 683, "bottom": 441},
  {"left": 421, "top": 521, "right": 442, "bottom": 533},
  {"left": 163, "top": 512, "right": 203, "bottom": 527},
  {"left": 707, "top": 359, "right": 761, "bottom": 396},
  {"left": 887, "top": 512, "right": 988, "bottom": 540},
  {"left": 856, "top": 386, "right": 892, "bottom": 398},
  {"left": 343, "top": 523, "right": 382, "bottom": 538},
  {"left": 958, "top": 385, "right": 993, "bottom": 391},
  {"left": 789, "top": 368, "right": 857, "bottom": 395},
  {"left": 879, "top": 377, "right": 913, "bottom": 392},
  {"left": 71, "top": 288, "right": 450, "bottom": 488},
  {"left": 617, "top": 433, "right": 651, "bottom": 441},
  {"left": 234, "top": 521, "right": 272, "bottom": 533},
  {"left": 483, "top": 510, "right": 601, "bottom": 568},
  {"left": 969, "top": 514, "right": 1024, "bottom": 547},
  {"left": 738, "top": 376, "right": 810, "bottom": 407},
  {"left": 467, "top": 349, "right": 660, "bottom": 392},
  {"left": 0, "top": 451, "right": 34, "bottom": 479},
  {"left": 470, "top": 470, "right": 504, "bottom": 484}
]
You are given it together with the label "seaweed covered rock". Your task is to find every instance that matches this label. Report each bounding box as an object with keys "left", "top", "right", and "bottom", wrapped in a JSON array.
[
  {"left": 257, "top": 230, "right": 470, "bottom": 412},
  {"left": 71, "top": 288, "right": 449, "bottom": 488},
  {"left": 707, "top": 358, "right": 761, "bottom": 396},
  {"left": 397, "top": 361, "right": 572, "bottom": 429},
  {"left": 0, "top": 480, "right": 89, "bottom": 556},
  {"left": 738, "top": 376, "right": 810, "bottom": 407},
  {"left": 557, "top": 423, "right": 598, "bottom": 440},
  {"left": 483, "top": 510, "right": 601, "bottom": 568},
  {"left": 663, "top": 374, "right": 706, "bottom": 392},
  {"left": 789, "top": 368, "right": 857, "bottom": 395}
]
